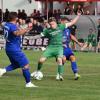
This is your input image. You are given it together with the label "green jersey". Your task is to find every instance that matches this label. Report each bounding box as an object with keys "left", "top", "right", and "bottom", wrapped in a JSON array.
[
  {"left": 88, "top": 34, "right": 96, "bottom": 43},
  {"left": 41, "top": 24, "right": 66, "bottom": 46},
  {"left": 88, "top": 33, "right": 97, "bottom": 46}
]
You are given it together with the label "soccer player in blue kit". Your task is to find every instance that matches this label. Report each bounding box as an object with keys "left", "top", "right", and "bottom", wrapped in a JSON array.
[
  {"left": 0, "top": 12, "right": 37, "bottom": 87},
  {"left": 56, "top": 17, "right": 83, "bottom": 80}
]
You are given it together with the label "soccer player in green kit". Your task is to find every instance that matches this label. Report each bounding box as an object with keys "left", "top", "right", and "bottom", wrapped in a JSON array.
[{"left": 31, "top": 13, "right": 81, "bottom": 80}]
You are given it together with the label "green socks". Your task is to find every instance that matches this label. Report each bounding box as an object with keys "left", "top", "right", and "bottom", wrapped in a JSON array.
[
  {"left": 37, "top": 62, "right": 42, "bottom": 70},
  {"left": 58, "top": 65, "right": 64, "bottom": 75}
]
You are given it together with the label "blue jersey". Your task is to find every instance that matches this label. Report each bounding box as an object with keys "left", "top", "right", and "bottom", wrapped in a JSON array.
[
  {"left": 63, "top": 28, "right": 74, "bottom": 59},
  {"left": 3, "top": 22, "right": 21, "bottom": 52},
  {"left": 63, "top": 28, "right": 71, "bottom": 47}
]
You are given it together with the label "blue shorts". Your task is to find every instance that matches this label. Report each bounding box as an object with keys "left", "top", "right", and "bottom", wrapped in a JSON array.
[
  {"left": 6, "top": 51, "right": 29, "bottom": 68},
  {"left": 63, "top": 47, "right": 74, "bottom": 60}
]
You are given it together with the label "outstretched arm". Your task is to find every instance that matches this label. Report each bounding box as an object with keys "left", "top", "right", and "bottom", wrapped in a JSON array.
[
  {"left": 13, "top": 27, "right": 32, "bottom": 36},
  {"left": 32, "top": 32, "right": 46, "bottom": 39},
  {"left": 70, "top": 34, "right": 83, "bottom": 47},
  {"left": 65, "top": 13, "right": 81, "bottom": 28}
]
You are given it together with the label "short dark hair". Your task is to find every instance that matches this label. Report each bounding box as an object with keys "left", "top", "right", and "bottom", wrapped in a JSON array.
[
  {"left": 48, "top": 17, "right": 56, "bottom": 23},
  {"left": 8, "top": 12, "right": 18, "bottom": 22}
]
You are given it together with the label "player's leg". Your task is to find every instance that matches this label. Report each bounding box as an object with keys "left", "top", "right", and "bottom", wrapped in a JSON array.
[
  {"left": 31, "top": 48, "right": 51, "bottom": 78},
  {"left": 5, "top": 55, "right": 19, "bottom": 72},
  {"left": 36, "top": 48, "right": 51, "bottom": 71},
  {"left": 0, "top": 64, "right": 18, "bottom": 77},
  {"left": 22, "top": 64, "right": 37, "bottom": 87},
  {"left": 31, "top": 57, "right": 47, "bottom": 80},
  {"left": 0, "top": 53, "right": 19, "bottom": 77},
  {"left": 31, "top": 57, "right": 47, "bottom": 78},
  {"left": 37, "top": 57, "right": 47, "bottom": 71},
  {"left": 63, "top": 47, "right": 80, "bottom": 80},
  {"left": 70, "top": 55, "right": 80, "bottom": 80},
  {"left": 15, "top": 51, "right": 37, "bottom": 87},
  {"left": 56, "top": 57, "right": 64, "bottom": 81},
  {"left": 56, "top": 47, "right": 64, "bottom": 81},
  {"left": 62, "top": 47, "right": 70, "bottom": 65},
  {"left": 62, "top": 55, "right": 67, "bottom": 65},
  {"left": 5, "top": 64, "right": 18, "bottom": 71}
]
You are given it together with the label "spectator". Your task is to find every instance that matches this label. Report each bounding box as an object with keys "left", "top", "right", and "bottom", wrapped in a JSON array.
[
  {"left": 43, "top": 20, "right": 50, "bottom": 29},
  {"left": 4, "top": 9, "right": 10, "bottom": 21},
  {"left": 0, "top": 9, "right": 3, "bottom": 22},
  {"left": 53, "top": 9, "right": 58, "bottom": 18},
  {"left": 36, "top": 10, "right": 41, "bottom": 18},
  {"left": 31, "top": 9, "right": 37, "bottom": 17},
  {"left": 29, "top": 19, "right": 43, "bottom": 35},
  {"left": 64, "top": 6, "right": 72, "bottom": 15},
  {"left": 75, "top": 4, "right": 84, "bottom": 15},
  {"left": 57, "top": 9, "right": 62, "bottom": 20},
  {"left": 57, "top": 9, "right": 62, "bottom": 16},
  {"left": 48, "top": 9, "right": 53, "bottom": 18},
  {"left": 18, "top": 9, "right": 22, "bottom": 19},
  {"left": 18, "top": 19, "right": 27, "bottom": 29},
  {"left": 21, "top": 9, "right": 27, "bottom": 20},
  {"left": 81, "top": 28, "right": 97, "bottom": 51}
]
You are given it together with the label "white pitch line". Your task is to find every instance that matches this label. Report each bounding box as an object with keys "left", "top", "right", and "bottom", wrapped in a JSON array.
[{"left": 43, "top": 73, "right": 100, "bottom": 77}]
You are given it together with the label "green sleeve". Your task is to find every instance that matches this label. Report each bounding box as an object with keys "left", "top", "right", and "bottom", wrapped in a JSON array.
[
  {"left": 59, "top": 24, "right": 66, "bottom": 30},
  {"left": 41, "top": 29, "right": 48, "bottom": 36}
]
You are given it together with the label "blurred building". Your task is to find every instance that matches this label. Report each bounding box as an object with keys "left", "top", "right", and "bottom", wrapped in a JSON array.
[{"left": 0, "top": 0, "right": 99, "bottom": 15}]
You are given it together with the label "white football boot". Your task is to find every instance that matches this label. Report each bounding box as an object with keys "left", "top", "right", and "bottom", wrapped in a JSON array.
[
  {"left": 26, "top": 82, "right": 38, "bottom": 88},
  {"left": 0, "top": 68, "right": 6, "bottom": 77}
]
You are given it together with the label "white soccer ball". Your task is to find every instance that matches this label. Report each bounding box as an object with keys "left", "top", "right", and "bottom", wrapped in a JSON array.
[{"left": 31, "top": 71, "right": 43, "bottom": 80}]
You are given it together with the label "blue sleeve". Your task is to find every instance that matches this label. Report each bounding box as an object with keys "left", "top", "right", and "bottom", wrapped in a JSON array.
[{"left": 10, "top": 25, "right": 17, "bottom": 33}]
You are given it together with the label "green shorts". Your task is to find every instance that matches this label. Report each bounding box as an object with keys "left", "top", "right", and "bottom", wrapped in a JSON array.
[{"left": 42, "top": 46, "right": 63, "bottom": 58}]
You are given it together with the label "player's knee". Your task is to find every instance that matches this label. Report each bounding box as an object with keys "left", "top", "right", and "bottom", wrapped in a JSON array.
[
  {"left": 39, "top": 57, "right": 46, "bottom": 63},
  {"left": 70, "top": 56, "right": 76, "bottom": 62},
  {"left": 62, "top": 56, "right": 66, "bottom": 63},
  {"left": 57, "top": 57, "right": 63, "bottom": 64},
  {"left": 23, "top": 64, "right": 29, "bottom": 69}
]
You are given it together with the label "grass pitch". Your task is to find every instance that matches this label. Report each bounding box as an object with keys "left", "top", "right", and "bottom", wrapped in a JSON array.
[{"left": 0, "top": 50, "right": 100, "bottom": 100}]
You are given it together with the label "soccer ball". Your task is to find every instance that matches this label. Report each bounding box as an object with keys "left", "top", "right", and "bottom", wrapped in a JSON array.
[{"left": 31, "top": 71, "right": 43, "bottom": 80}]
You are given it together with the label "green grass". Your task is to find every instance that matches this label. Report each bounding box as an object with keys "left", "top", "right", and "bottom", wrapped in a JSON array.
[{"left": 0, "top": 50, "right": 100, "bottom": 100}]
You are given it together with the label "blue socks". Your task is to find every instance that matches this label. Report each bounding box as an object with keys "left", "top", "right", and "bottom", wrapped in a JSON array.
[
  {"left": 5, "top": 64, "right": 31, "bottom": 83},
  {"left": 22, "top": 69, "right": 30, "bottom": 83},
  {"left": 71, "top": 62, "right": 78, "bottom": 73}
]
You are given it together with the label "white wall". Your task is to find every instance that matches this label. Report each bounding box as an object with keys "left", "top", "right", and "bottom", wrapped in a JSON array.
[
  {"left": 53, "top": 2, "right": 65, "bottom": 13},
  {"left": 97, "top": 2, "right": 100, "bottom": 14},
  {"left": 0, "top": 0, "right": 42, "bottom": 16}
]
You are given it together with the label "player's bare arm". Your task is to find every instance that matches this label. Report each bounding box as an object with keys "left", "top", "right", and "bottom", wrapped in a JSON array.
[
  {"left": 70, "top": 34, "right": 83, "bottom": 47},
  {"left": 65, "top": 13, "right": 81, "bottom": 28},
  {"left": 13, "top": 27, "right": 32, "bottom": 36}
]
